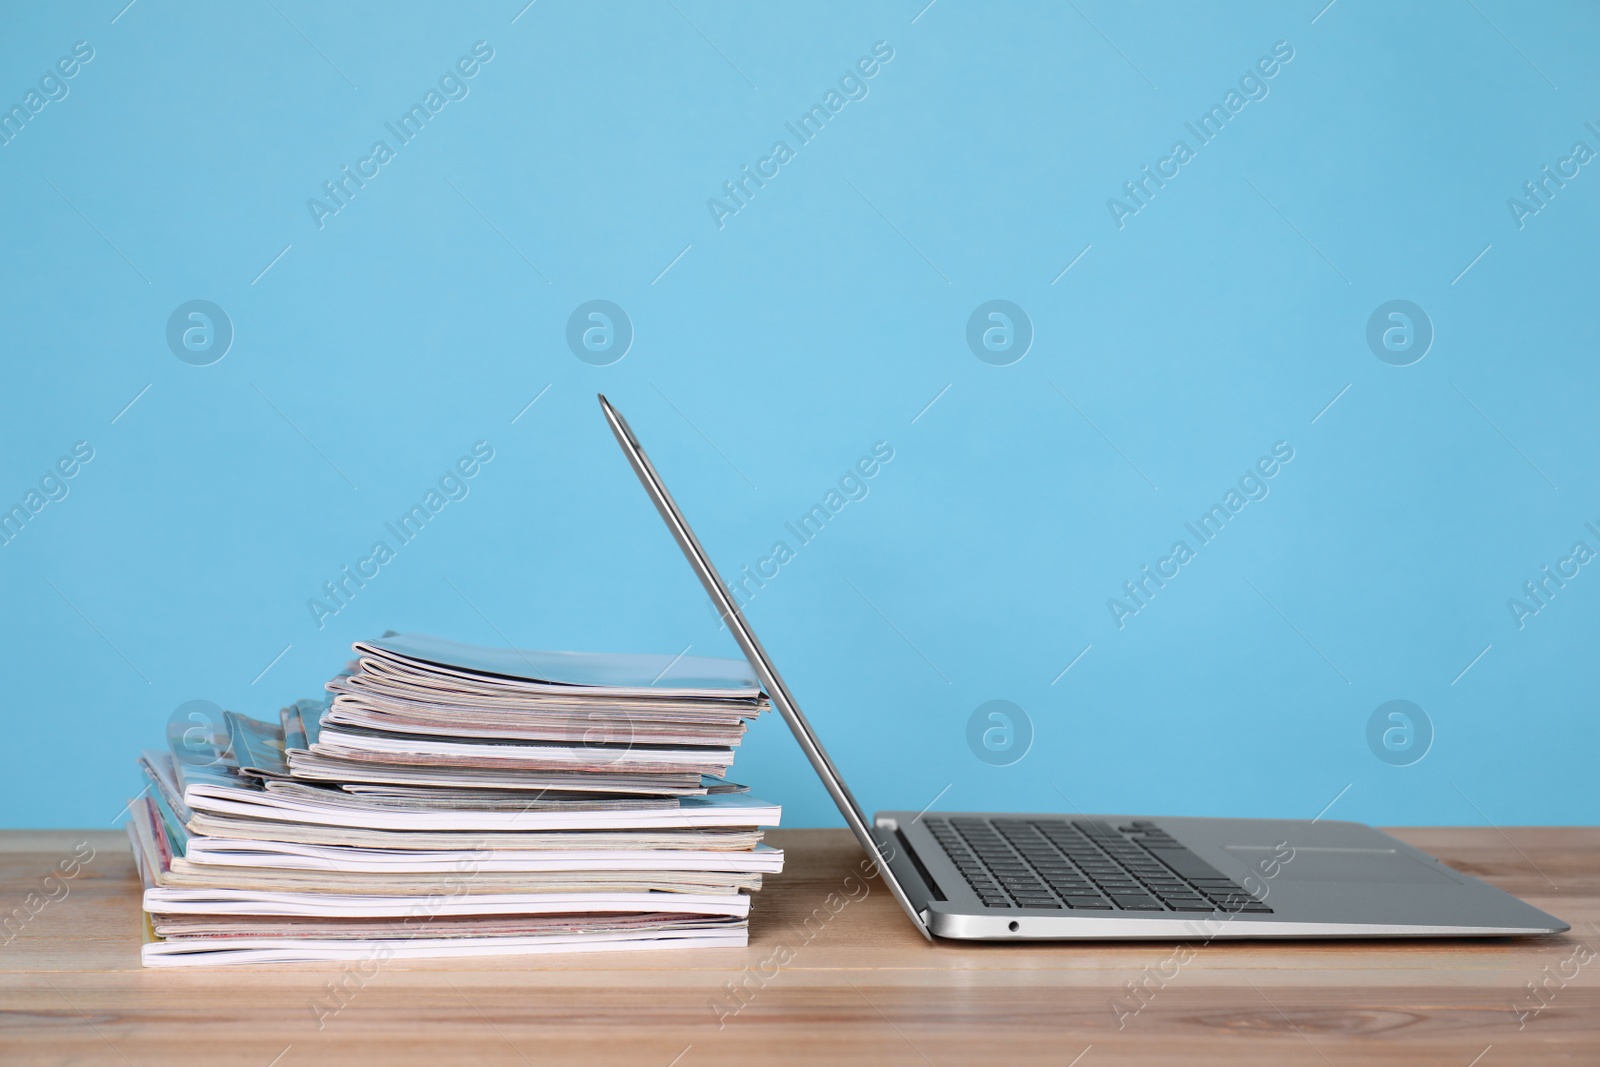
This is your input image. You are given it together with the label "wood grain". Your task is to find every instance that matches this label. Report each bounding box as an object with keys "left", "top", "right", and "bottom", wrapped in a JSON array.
[{"left": 1, "top": 827, "right": 1596, "bottom": 1066}]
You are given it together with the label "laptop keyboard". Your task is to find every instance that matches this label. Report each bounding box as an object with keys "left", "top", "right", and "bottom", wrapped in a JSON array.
[{"left": 923, "top": 817, "right": 1273, "bottom": 913}]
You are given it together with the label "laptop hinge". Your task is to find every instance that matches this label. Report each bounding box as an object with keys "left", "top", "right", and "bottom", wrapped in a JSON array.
[{"left": 893, "top": 828, "right": 946, "bottom": 902}]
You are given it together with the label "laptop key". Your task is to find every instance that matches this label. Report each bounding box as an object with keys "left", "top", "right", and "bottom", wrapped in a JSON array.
[{"left": 937, "top": 816, "right": 1248, "bottom": 917}]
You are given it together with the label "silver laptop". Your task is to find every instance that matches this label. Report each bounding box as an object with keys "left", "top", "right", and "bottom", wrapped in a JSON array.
[{"left": 599, "top": 394, "right": 1567, "bottom": 940}]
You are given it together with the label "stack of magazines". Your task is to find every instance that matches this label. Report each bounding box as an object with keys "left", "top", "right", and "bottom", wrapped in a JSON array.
[{"left": 127, "top": 633, "right": 782, "bottom": 966}]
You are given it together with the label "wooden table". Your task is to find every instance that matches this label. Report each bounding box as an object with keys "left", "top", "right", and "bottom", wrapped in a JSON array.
[{"left": 2, "top": 827, "right": 1596, "bottom": 1065}]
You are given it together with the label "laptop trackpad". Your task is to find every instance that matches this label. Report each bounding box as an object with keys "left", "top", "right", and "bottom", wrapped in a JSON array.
[{"left": 1224, "top": 846, "right": 1462, "bottom": 885}]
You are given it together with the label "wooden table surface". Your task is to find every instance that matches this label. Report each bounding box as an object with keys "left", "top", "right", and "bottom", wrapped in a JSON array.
[{"left": 1, "top": 827, "right": 1596, "bottom": 1066}]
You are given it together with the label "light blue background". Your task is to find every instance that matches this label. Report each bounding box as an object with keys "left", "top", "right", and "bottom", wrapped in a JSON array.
[{"left": 2, "top": 1, "right": 1595, "bottom": 830}]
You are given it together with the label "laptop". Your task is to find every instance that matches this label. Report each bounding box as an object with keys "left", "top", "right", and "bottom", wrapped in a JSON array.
[{"left": 598, "top": 394, "right": 1567, "bottom": 941}]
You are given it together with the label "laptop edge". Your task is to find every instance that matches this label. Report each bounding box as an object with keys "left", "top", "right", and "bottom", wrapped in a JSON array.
[{"left": 597, "top": 393, "right": 1568, "bottom": 941}]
